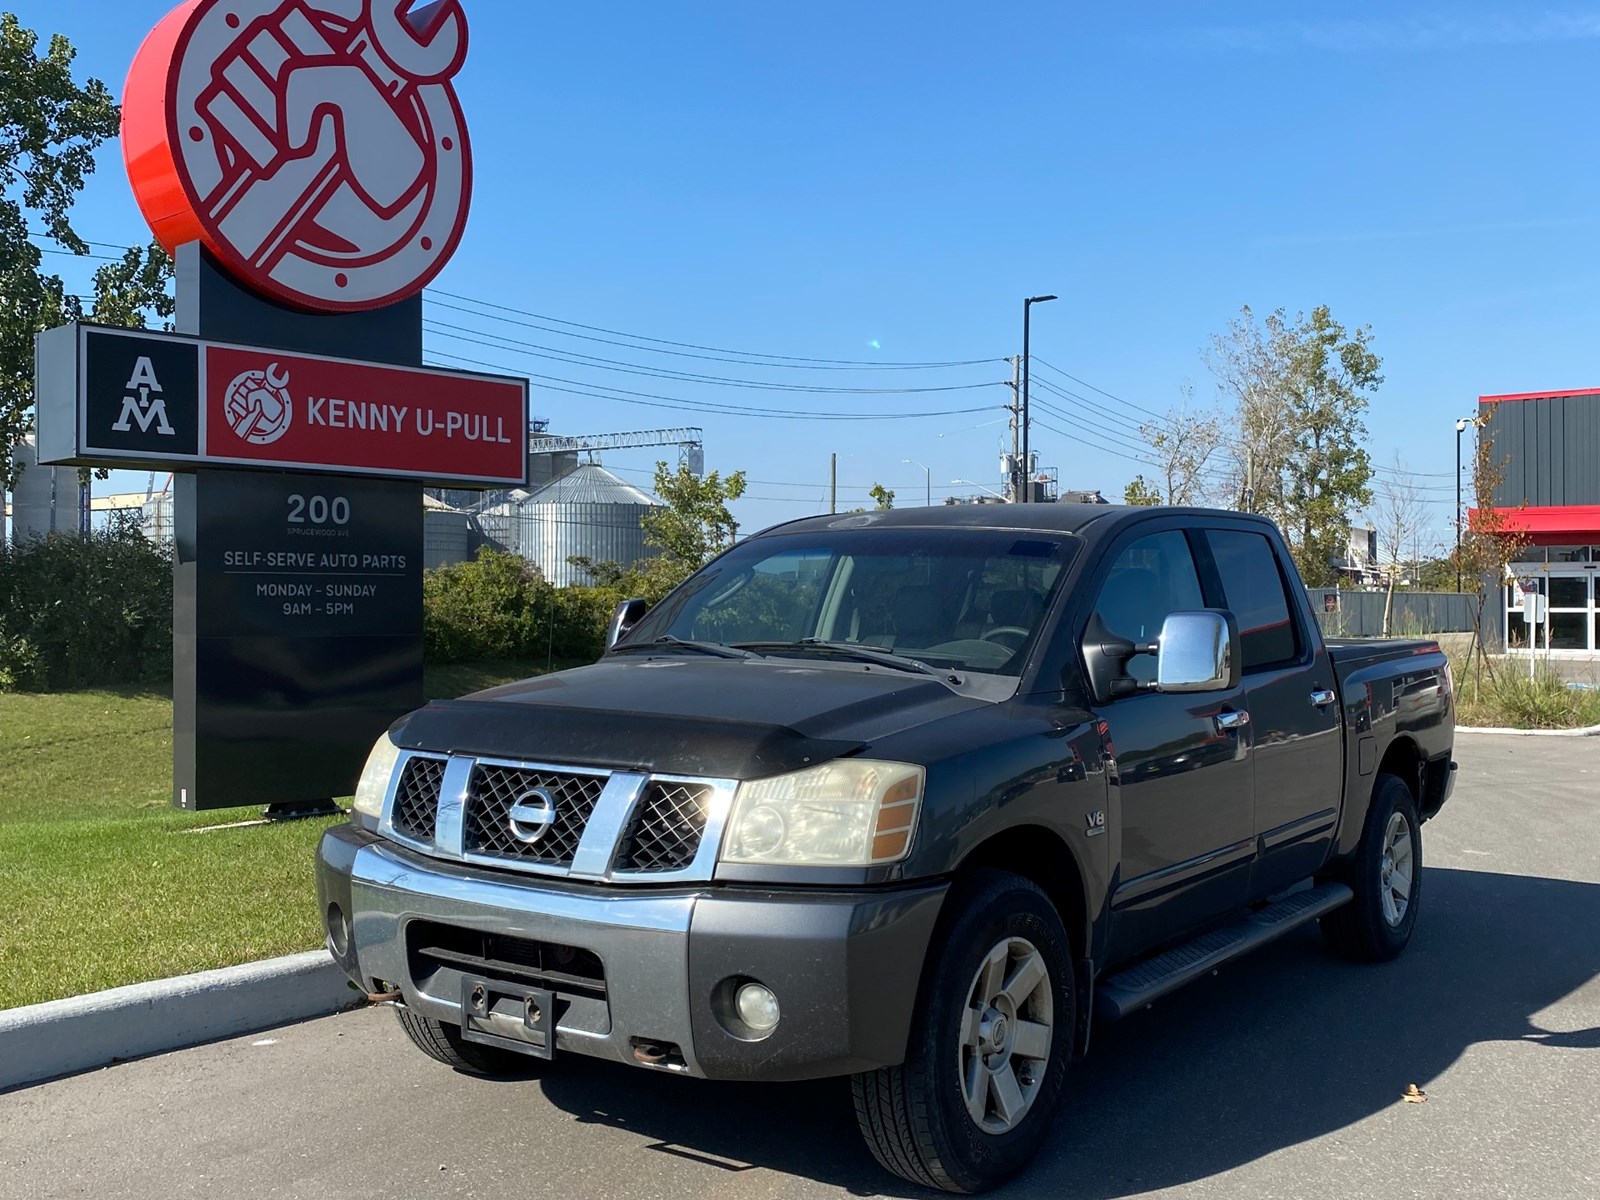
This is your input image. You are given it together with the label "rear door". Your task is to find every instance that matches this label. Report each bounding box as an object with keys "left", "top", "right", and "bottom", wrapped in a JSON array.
[
  {"left": 1091, "top": 525, "right": 1256, "bottom": 964},
  {"left": 1200, "top": 525, "right": 1343, "bottom": 898}
]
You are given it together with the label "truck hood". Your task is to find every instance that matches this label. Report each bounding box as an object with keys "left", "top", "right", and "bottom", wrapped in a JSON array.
[{"left": 390, "top": 657, "right": 989, "bottom": 779}]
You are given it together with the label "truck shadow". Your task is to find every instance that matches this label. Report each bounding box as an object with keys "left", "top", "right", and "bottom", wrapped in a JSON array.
[{"left": 533, "top": 867, "right": 1600, "bottom": 1198}]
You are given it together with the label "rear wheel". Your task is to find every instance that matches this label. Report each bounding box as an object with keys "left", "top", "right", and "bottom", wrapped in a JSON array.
[
  {"left": 852, "top": 870, "right": 1074, "bottom": 1193},
  {"left": 1320, "top": 772, "right": 1422, "bottom": 962},
  {"left": 394, "top": 1006, "right": 546, "bottom": 1077}
]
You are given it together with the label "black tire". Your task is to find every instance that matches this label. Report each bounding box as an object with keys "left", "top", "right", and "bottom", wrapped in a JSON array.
[
  {"left": 851, "top": 869, "right": 1074, "bottom": 1194},
  {"left": 394, "top": 1006, "right": 546, "bottom": 1077},
  {"left": 1320, "top": 772, "right": 1423, "bottom": 962}
]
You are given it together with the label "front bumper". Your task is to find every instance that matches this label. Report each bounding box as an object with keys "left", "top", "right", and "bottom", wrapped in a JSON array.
[{"left": 316, "top": 824, "right": 946, "bottom": 1081}]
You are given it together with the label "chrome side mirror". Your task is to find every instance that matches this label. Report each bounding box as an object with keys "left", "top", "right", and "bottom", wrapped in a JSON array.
[
  {"left": 606, "top": 598, "right": 649, "bottom": 649},
  {"left": 1156, "top": 610, "right": 1241, "bottom": 693}
]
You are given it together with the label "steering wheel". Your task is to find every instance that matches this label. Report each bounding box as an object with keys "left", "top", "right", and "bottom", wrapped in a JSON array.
[{"left": 979, "top": 625, "right": 1030, "bottom": 650}]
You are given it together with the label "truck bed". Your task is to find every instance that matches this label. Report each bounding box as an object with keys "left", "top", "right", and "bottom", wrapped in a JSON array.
[
  {"left": 1325, "top": 635, "right": 1455, "bottom": 833},
  {"left": 1324, "top": 637, "right": 1442, "bottom": 672}
]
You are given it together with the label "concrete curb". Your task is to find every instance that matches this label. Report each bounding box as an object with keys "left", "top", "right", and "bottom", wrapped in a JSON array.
[
  {"left": 1457, "top": 723, "right": 1600, "bottom": 737},
  {"left": 0, "top": 950, "right": 356, "bottom": 1092}
]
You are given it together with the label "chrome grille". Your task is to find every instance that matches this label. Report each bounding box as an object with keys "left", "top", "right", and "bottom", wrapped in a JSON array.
[
  {"left": 392, "top": 756, "right": 446, "bottom": 843},
  {"left": 462, "top": 763, "right": 606, "bottom": 867},
  {"left": 615, "top": 781, "right": 714, "bottom": 873}
]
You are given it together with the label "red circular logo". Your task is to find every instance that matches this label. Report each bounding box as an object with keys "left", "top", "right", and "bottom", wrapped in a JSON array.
[{"left": 123, "top": 1, "right": 473, "bottom": 314}]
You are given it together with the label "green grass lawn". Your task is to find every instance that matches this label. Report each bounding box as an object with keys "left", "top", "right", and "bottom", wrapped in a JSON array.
[{"left": 0, "top": 659, "right": 557, "bottom": 1010}]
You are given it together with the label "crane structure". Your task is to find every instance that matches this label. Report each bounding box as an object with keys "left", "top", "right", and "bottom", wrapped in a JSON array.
[{"left": 528, "top": 427, "right": 705, "bottom": 475}]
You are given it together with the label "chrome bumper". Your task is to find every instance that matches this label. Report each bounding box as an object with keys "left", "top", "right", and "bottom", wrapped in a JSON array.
[{"left": 316, "top": 824, "right": 946, "bottom": 1081}]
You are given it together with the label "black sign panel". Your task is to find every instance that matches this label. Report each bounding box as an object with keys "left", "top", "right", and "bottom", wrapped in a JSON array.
[
  {"left": 83, "top": 328, "right": 201, "bottom": 459},
  {"left": 196, "top": 474, "right": 421, "bottom": 639},
  {"left": 174, "top": 469, "right": 424, "bottom": 809}
]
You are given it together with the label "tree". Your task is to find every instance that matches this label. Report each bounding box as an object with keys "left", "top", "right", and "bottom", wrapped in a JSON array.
[
  {"left": 1371, "top": 456, "right": 1429, "bottom": 634},
  {"left": 1207, "top": 305, "right": 1380, "bottom": 586},
  {"left": 88, "top": 242, "right": 175, "bottom": 330},
  {"left": 1453, "top": 409, "right": 1529, "bottom": 683},
  {"left": 869, "top": 483, "right": 894, "bottom": 511},
  {"left": 1415, "top": 557, "right": 1458, "bottom": 593},
  {"left": 1123, "top": 475, "right": 1162, "bottom": 505},
  {"left": 0, "top": 15, "right": 122, "bottom": 486},
  {"left": 1136, "top": 384, "right": 1224, "bottom": 507}
]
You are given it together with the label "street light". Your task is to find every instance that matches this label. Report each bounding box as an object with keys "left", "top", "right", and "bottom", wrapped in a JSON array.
[
  {"left": 1455, "top": 415, "right": 1476, "bottom": 592},
  {"left": 1020, "top": 294, "right": 1057, "bottom": 503},
  {"left": 902, "top": 459, "right": 931, "bottom": 508},
  {"left": 953, "top": 478, "right": 1008, "bottom": 501}
]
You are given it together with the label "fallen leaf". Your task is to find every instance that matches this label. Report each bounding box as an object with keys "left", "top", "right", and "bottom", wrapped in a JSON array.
[{"left": 1403, "top": 1084, "right": 1427, "bottom": 1104}]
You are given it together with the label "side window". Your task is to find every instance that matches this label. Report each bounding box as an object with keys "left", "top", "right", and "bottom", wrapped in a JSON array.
[
  {"left": 1092, "top": 531, "right": 1205, "bottom": 684},
  {"left": 1207, "top": 530, "right": 1300, "bottom": 671}
]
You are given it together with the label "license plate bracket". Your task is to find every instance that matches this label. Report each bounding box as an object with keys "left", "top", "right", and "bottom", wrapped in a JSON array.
[{"left": 459, "top": 975, "right": 556, "bottom": 1060}]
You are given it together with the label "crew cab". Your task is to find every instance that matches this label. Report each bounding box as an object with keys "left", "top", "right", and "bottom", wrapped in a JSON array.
[{"left": 316, "top": 504, "right": 1455, "bottom": 1192}]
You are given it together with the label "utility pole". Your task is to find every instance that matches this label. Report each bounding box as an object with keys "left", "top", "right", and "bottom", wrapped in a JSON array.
[
  {"left": 1243, "top": 448, "right": 1256, "bottom": 514},
  {"left": 1020, "top": 295, "right": 1057, "bottom": 504},
  {"left": 1006, "top": 355, "right": 1020, "bottom": 501},
  {"left": 829, "top": 452, "right": 837, "bottom": 514}
]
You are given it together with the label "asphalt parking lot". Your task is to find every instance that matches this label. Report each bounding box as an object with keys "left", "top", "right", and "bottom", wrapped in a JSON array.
[{"left": 2, "top": 732, "right": 1597, "bottom": 1200}]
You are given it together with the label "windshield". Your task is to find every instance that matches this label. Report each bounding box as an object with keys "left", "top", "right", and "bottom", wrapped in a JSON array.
[{"left": 623, "top": 528, "right": 1079, "bottom": 676}]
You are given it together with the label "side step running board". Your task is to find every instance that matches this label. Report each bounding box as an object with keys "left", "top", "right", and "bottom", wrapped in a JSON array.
[{"left": 1095, "top": 882, "right": 1353, "bottom": 1021}]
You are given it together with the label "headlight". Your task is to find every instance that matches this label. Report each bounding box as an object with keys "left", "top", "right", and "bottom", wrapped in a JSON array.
[
  {"left": 720, "top": 760, "right": 924, "bottom": 867},
  {"left": 351, "top": 734, "right": 402, "bottom": 819}
]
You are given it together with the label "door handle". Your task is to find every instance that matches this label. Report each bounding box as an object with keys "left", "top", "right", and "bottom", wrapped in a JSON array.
[
  {"left": 1310, "top": 688, "right": 1337, "bottom": 708},
  {"left": 1215, "top": 710, "right": 1251, "bottom": 733}
]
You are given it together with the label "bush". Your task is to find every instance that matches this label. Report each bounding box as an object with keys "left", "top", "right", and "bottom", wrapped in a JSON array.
[
  {"left": 0, "top": 537, "right": 620, "bottom": 693},
  {"left": 0, "top": 522, "right": 173, "bottom": 691},
  {"left": 422, "top": 548, "right": 620, "bottom": 666},
  {"left": 1452, "top": 653, "right": 1600, "bottom": 729}
]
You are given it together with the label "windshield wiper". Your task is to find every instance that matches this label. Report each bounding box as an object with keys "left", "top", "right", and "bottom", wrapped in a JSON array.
[
  {"left": 612, "top": 635, "right": 761, "bottom": 660},
  {"left": 734, "top": 639, "right": 959, "bottom": 681}
]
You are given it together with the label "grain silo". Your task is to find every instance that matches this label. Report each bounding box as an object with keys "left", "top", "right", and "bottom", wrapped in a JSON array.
[
  {"left": 515, "top": 463, "right": 658, "bottom": 587},
  {"left": 8, "top": 437, "right": 78, "bottom": 543},
  {"left": 423, "top": 493, "right": 473, "bottom": 569},
  {"left": 141, "top": 490, "right": 176, "bottom": 546}
]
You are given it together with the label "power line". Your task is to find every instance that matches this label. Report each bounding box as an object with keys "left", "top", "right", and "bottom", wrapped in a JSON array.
[
  {"left": 1031, "top": 379, "right": 1152, "bottom": 441},
  {"left": 34, "top": 246, "right": 126, "bottom": 263},
  {"left": 1031, "top": 357, "right": 1169, "bottom": 420},
  {"left": 603, "top": 463, "right": 927, "bottom": 492},
  {"left": 428, "top": 297, "right": 993, "bottom": 372},
  {"left": 423, "top": 349, "right": 1003, "bottom": 422},
  {"left": 1035, "top": 375, "right": 1463, "bottom": 495},
  {"left": 49, "top": 231, "right": 999, "bottom": 370},
  {"left": 430, "top": 288, "right": 998, "bottom": 369},
  {"left": 423, "top": 322, "right": 1002, "bottom": 395}
]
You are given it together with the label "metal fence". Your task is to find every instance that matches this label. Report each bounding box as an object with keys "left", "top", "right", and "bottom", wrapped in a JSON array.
[{"left": 1306, "top": 589, "right": 1477, "bottom": 638}]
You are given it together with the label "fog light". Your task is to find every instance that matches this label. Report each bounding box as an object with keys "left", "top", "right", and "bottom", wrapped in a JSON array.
[
  {"left": 326, "top": 902, "right": 350, "bottom": 958},
  {"left": 735, "top": 982, "right": 780, "bottom": 1033}
]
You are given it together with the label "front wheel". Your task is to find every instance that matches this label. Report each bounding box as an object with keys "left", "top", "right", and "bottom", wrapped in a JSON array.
[
  {"left": 851, "top": 869, "right": 1074, "bottom": 1194},
  {"left": 1320, "top": 772, "right": 1422, "bottom": 962}
]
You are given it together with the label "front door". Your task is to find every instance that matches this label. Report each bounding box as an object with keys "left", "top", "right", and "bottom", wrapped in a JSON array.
[
  {"left": 1507, "top": 561, "right": 1600, "bottom": 654},
  {"left": 1093, "top": 528, "right": 1255, "bottom": 965}
]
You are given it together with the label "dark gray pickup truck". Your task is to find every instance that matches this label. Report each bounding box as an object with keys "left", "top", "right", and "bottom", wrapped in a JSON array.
[{"left": 317, "top": 504, "right": 1455, "bottom": 1192}]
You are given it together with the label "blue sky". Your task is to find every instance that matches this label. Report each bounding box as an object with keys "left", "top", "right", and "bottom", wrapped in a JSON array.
[{"left": 20, "top": 1, "right": 1600, "bottom": 545}]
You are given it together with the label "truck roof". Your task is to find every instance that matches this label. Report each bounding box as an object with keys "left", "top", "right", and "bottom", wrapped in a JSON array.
[{"left": 753, "top": 503, "right": 1276, "bottom": 541}]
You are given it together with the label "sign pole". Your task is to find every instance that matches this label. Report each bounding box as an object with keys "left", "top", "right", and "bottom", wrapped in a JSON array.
[{"left": 31, "top": 0, "right": 526, "bottom": 814}]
